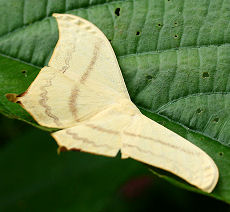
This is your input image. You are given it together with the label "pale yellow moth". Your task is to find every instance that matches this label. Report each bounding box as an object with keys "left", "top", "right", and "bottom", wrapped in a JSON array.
[{"left": 7, "top": 14, "right": 219, "bottom": 193}]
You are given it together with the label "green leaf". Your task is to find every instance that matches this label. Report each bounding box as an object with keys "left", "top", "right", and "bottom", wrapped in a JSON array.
[{"left": 0, "top": 0, "right": 230, "bottom": 203}]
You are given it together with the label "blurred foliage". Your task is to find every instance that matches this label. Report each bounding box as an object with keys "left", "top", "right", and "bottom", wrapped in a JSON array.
[{"left": 0, "top": 115, "right": 230, "bottom": 211}]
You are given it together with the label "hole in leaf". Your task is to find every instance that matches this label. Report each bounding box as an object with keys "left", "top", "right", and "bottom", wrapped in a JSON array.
[
  {"left": 202, "top": 72, "right": 209, "bottom": 78},
  {"left": 219, "top": 152, "right": 224, "bottom": 156},
  {"left": 21, "top": 70, "right": 27, "bottom": 77},
  {"left": 115, "top": 8, "right": 120, "bottom": 16},
  {"left": 213, "top": 117, "right": 219, "bottom": 123},
  {"left": 136, "top": 31, "right": 140, "bottom": 35},
  {"left": 196, "top": 108, "right": 202, "bottom": 114},
  {"left": 146, "top": 75, "right": 153, "bottom": 80}
]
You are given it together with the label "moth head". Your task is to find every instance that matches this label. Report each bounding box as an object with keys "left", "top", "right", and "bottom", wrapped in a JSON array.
[
  {"left": 5, "top": 93, "right": 19, "bottom": 103},
  {"left": 5, "top": 91, "right": 27, "bottom": 104}
]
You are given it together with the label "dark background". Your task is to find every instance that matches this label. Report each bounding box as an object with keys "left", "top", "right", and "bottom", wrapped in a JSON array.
[{"left": 0, "top": 115, "right": 229, "bottom": 212}]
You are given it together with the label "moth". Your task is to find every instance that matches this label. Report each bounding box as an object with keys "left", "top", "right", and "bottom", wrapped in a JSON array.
[{"left": 7, "top": 14, "right": 218, "bottom": 193}]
